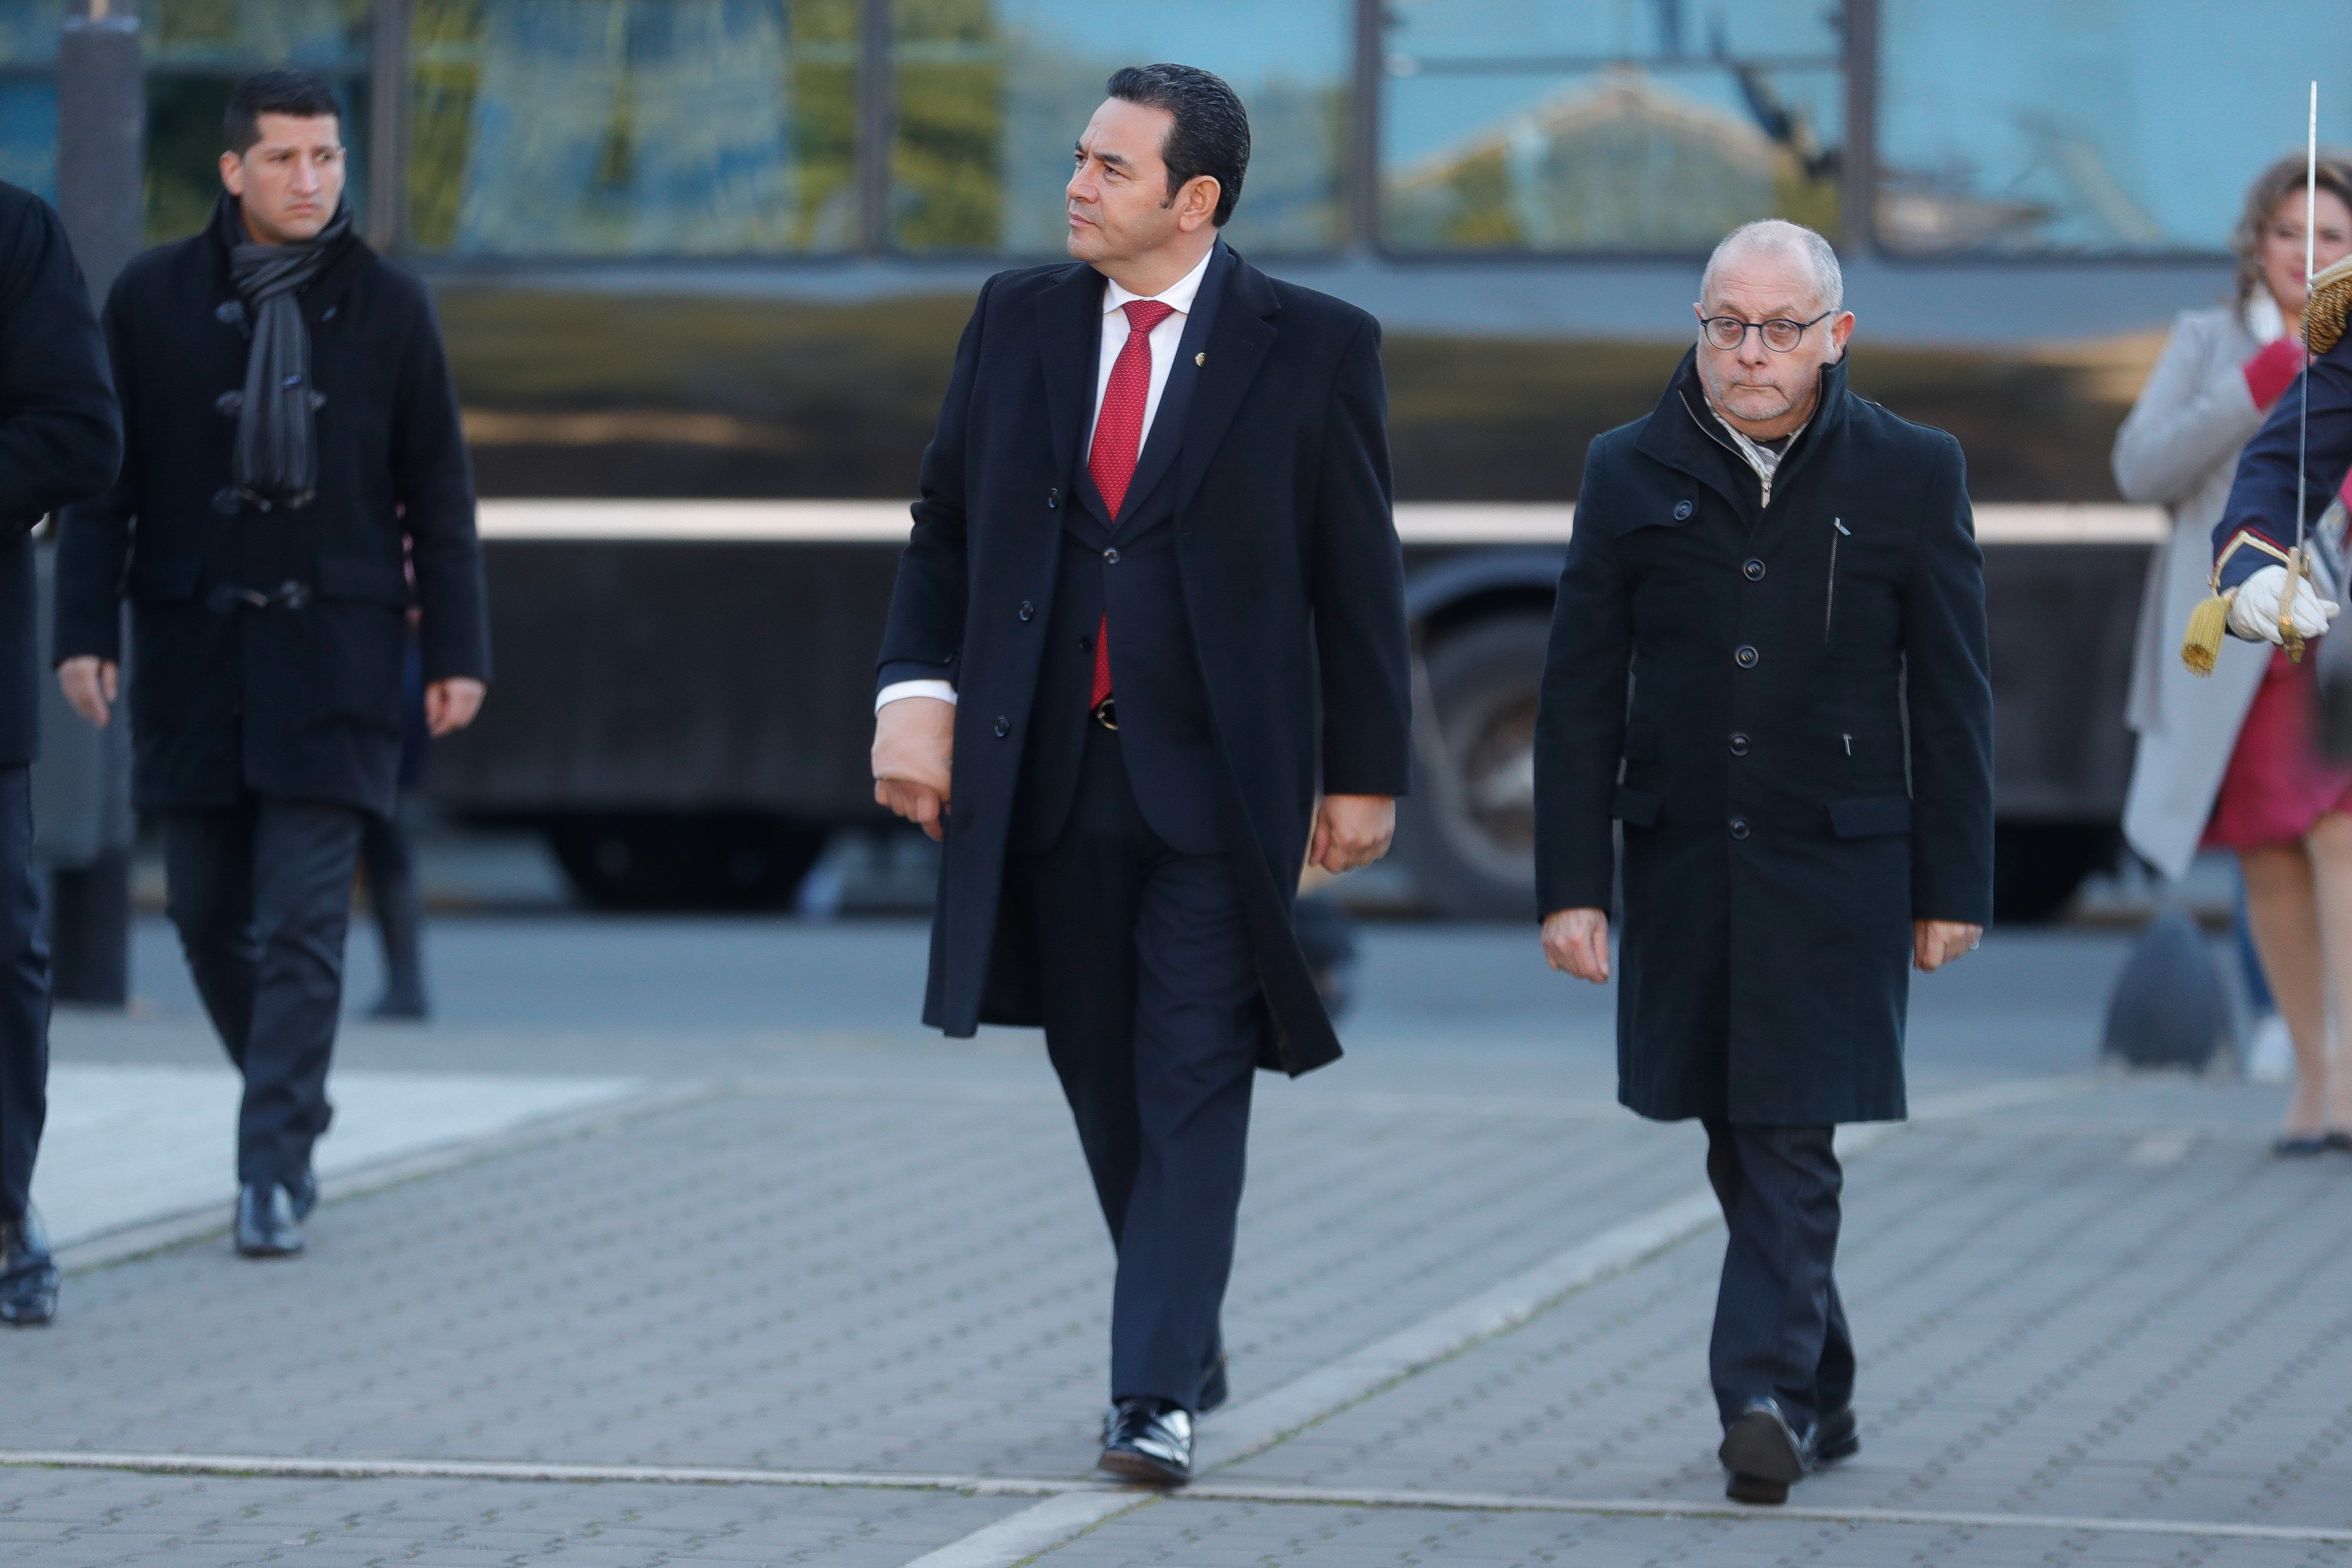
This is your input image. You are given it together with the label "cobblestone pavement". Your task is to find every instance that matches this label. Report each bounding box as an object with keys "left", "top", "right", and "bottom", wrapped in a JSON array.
[{"left": 5, "top": 924, "right": 2346, "bottom": 1566}]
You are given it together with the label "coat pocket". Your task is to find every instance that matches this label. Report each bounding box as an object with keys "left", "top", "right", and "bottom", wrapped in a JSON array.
[
  {"left": 305, "top": 598, "right": 407, "bottom": 732},
  {"left": 1829, "top": 795, "right": 1911, "bottom": 838},
  {"left": 1612, "top": 785, "right": 1662, "bottom": 827}
]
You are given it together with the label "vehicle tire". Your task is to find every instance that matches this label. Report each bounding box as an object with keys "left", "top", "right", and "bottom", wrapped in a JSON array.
[
  {"left": 1394, "top": 614, "right": 1551, "bottom": 920},
  {"left": 1992, "top": 822, "right": 2116, "bottom": 925},
  {"left": 546, "top": 813, "right": 830, "bottom": 911}
]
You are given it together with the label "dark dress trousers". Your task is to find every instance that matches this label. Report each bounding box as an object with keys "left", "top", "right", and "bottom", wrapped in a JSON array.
[
  {"left": 1535, "top": 349, "right": 1992, "bottom": 1430},
  {"left": 53, "top": 200, "right": 488, "bottom": 1188},
  {"left": 0, "top": 182, "right": 121, "bottom": 1228},
  {"left": 877, "top": 243, "right": 1411, "bottom": 1406}
]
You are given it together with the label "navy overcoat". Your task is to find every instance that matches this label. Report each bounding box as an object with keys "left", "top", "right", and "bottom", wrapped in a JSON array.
[
  {"left": 1535, "top": 350, "right": 1993, "bottom": 1125},
  {"left": 876, "top": 250, "right": 1412, "bottom": 1075}
]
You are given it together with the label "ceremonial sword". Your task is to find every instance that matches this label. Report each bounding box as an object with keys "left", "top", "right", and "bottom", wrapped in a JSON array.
[{"left": 2283, "top": 81, "right": 2320, "bottom": 661}]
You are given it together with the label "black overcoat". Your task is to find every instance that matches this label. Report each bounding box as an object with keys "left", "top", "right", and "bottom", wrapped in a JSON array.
[
  {"left": 0, "top": 181, "right": 121, "bottom": 766},
  {"left": 1535, "top": 351, "right": 1993, "bottom": 1125},
  {"left": 877, "top": 249, "right": 1412, "bottom": 1075},
  {"left": 52, "top": 201, "right": 488, "bottom": 818}
]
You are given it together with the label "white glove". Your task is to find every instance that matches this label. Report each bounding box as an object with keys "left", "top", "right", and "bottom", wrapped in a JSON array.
[{"left": 2228, "top": 564, "right": 2339, "bottom": 646}]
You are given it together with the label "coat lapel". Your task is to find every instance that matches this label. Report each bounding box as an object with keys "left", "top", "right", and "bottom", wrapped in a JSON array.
[
  {"left": 1167, "top": 250, "right": 1279, "bottom": 521},
  {"left": 1635, "top": 352, "right": 1753, "bottom": 520},
  {"left": 1035, "top": 263, "right": 1105, "bottom": 487}
]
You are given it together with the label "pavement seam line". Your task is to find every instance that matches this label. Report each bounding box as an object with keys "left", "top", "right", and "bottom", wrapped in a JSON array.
[
  {"left": 893, "top": 1072, "right": 2086, "bottom": 1566},
  {"left": 20, "top": 1073, "right": 2082, "bottom": 1566},
  {"left": 52, "top": 1079, "right": 721, "bottom": 1275},
  {"left": 1, "top": 1452, "right": 2341, "bottom": 1546}
]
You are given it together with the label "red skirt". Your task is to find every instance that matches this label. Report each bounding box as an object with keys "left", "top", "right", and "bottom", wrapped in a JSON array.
[{"left": 2203, "top": 647, "right": 2352, "bottom": 850}]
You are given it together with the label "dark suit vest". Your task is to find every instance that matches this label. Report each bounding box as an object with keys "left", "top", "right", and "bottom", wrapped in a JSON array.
[{"left": 1010, "top": 256, "right": 1230, "bottom": 855}]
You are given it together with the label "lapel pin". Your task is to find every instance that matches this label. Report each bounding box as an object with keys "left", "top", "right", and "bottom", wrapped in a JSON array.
[{"left": 1194, "top": 352, "right": 1206, "bottom": 366}]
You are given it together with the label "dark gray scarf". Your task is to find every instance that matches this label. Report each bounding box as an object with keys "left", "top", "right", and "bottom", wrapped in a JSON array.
[{"left": 226, "top": 196, "right": 353, "bottom": 506}]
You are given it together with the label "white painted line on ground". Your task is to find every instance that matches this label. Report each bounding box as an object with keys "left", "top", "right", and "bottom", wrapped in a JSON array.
[
  {"left": 1, "top": 1452, "right": 2338, "bottom": 1547},
  {"left": 1191, "top": 1190, "right": 1725, "bottom": 1473},
  {"left": 906, "top": 1072, "right": 2087, "bottom": 1565},
  {"left": 19, "top": 1073, "right": 2091, "bottom": 1568},
  {"left": 52, "top": 1078, "right": 710, "bottom": 1273}
]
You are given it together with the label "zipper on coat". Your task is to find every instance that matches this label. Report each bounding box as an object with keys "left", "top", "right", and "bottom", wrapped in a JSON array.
[{"left": 1825, "top": 517, "right": 1850, "bottom": 641}]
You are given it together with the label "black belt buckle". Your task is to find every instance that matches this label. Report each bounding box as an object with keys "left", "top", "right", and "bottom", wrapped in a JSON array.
[{"left": 1091, "top": 696, "right": 1118, "bottom": 731}]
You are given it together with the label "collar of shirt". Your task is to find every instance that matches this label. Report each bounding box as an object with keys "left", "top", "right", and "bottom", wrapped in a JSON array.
[
  {"left": 1102, "top": 244, "right": 1214, "bottom": 320},
  {"left": 1704, "top": 396, "right": 1808, "bottom": 509}
]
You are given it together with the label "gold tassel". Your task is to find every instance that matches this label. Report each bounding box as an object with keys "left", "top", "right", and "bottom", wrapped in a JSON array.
[{"left": 2182, "top": 590, "right": 2231, "bottom": 676}]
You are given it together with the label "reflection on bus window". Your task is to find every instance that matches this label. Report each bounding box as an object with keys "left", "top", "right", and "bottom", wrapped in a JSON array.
[
  {"left": 1379, "top": 0, "right": 1843, "bottom": 253},
  {"left": 890, "top": 0, "right": 1349, "bottom": 255},
  {"left": 0, "top": 0, "right": 62, "bottom": 202},
  {"left": 406, "top": 0, "right": 857, "bottom": 256},
  {"left": 143, "top": 0, "right": 373, "bottom": 243},
  {"left": 1877, "top": 0, "right": 2352, "bottom": 255}
]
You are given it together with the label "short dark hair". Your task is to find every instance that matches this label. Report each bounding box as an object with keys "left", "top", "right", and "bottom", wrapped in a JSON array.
[
  {"left": 1105, "top": 63, "right": 1250, "bottom": 228},
  {"left": 225, "top": 69, "right": 341, "bottom": 156}
]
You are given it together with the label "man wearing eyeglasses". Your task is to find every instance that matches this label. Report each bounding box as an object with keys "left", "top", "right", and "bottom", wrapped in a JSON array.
[{"left": 1532, "top": 220, "right": 1992, "bottom": 1507}]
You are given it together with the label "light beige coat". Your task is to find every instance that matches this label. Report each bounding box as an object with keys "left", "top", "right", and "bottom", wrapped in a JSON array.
[{"left": 2118, "top": 302, "right": 2278, "bottom": 877}]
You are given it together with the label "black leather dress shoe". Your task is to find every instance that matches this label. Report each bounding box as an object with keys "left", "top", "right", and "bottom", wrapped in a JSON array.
[
  {"left": 1099, "top": 1399, "right": 1193, "bottom": 1486},
  {"left": 235, "top": 1183, "right": 304, "bottom": 1258},
  {"left": 1814, "top": 1405, "right": 1859, "bottom": 1465},
  {"left": 1199, "top": 1353, "right": 1229, "bottom": 1416},
  {"left": 1719, "top": 1397, "right": 1813, "bottom": 1505},
  {"left": 289, "top": 1168, "right": 318, "bottom": 1222},
  {"left": 0, "top": 1206, "right": 59, "bottom": 1327}
]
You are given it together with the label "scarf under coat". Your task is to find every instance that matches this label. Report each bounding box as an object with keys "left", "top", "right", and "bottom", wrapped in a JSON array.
[{"left": 224, "top": 194, "right": 353, "bottom": 506}]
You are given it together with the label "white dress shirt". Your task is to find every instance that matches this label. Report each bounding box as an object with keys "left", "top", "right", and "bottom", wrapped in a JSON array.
[{"left": 877, "top": 246, "right": 1217, "bottom": 713}]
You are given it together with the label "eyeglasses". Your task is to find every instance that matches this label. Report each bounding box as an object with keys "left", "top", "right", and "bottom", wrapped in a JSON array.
[{"left": 1699, "top": 311, "right": 1834, "bottom": 353}]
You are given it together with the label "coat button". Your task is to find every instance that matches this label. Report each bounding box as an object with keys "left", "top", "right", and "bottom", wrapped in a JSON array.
[
  {"left": 213, "top": 300, "right": 243, "bottom": 326},
  {"left": 211, "top": 486, "right": 240, "bottom": 515},
  {"left": 1047, "top": 487, "right": 1060, "bottom": 509},
  {"left": 993, "top": 716, "right": 1010, "bottom": 738},
  {"left": 1102, "top": 548, "right": 1120, "bottom": 564},
  {"left": 1743, "top": 559, "right": 1765, "bottom": 581},
  {"left": 1729, "top": 732, "right": 1750, "bottom": 757},
  {"left": 1735, "top": 644, "right": 1759, "bottom": 668},
  {"left": 1673, "top": 499, "right": 1693, "bottom": 520},
  {"left": 214, "top": 390, "right": 244, "bottom": 417},
  {"left": 1729, "top": 817, "right": 1750, "bottom": 840},
  {"left": 1018, "top": 600, "right": 1035, "bottom": 621}
]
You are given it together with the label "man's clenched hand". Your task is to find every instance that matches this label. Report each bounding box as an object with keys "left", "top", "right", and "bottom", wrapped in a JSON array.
[
  {"left": 1542, "top": 907, "right": 1611, "bottom": 983},
  {"left": 57, "top": 656, "right": 116, "bottom": 728},
  {"left": 873, "top": 695, "right": 956, "bottom": 841},
  {"left": 1913, "top": 920, "right": 1982, "bottom": 972},
  {"left": 1309, "top": 794, "right": 1394, "bottom": 874}
]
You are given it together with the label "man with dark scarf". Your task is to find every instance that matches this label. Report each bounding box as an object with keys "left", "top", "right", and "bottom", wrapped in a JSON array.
[{"left": 54, "top": 69, "right": 489, "bottom": 1260}]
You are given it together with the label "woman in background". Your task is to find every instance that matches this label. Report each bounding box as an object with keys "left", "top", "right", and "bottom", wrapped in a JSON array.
[{"left": 2119, "top": 152, "right": 2352, "bottom": 1154}]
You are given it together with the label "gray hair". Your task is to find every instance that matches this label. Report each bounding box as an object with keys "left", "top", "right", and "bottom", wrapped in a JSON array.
[{"left": 1700, "top": 219, "right": 1845, "bottom": 314}]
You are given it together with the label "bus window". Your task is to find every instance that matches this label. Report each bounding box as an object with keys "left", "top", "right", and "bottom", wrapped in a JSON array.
[
  {"left": 889, "top": 0, "right": 1351, "bottom": 256},
  {"left": 1877, "top": 0, "right": 2352, "bottom": 255},
  {"left": 405, "top": 0, "right": 858, "bottom": 256},
  {"left": 1379, "top": 0, "right": 1844, "bottom": 253}
]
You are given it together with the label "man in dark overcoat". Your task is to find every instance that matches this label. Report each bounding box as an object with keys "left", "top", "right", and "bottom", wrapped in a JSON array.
[
  {"left": 53, "top": 70, "right": 488, "bottom": 1260},
  {"left": 0, "top": 183, "right": 121, "bottom": 1326},
  {"left": 1534, "top": 220, "right": 1992, "bottom": 1506},
  {"left": 870, "top": 65, "right": 1409, "bottom": 1483}
]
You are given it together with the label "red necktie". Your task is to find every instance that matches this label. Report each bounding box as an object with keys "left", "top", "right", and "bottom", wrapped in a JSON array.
[{"left": 1087, "top": 297, "right": 1177, "bottom": 712}]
